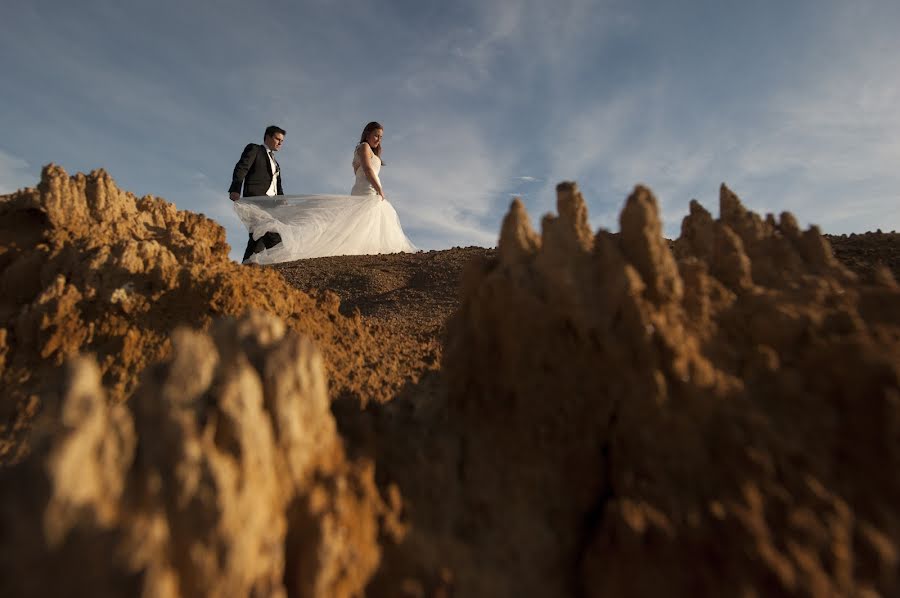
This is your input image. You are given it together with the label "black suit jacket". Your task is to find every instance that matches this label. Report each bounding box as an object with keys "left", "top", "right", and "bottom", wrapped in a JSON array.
[{"left": 229, "top": 143, "right": 284, "bottom": 197}]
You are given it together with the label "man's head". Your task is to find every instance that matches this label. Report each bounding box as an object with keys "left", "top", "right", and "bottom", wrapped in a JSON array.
[{"left": 264, "top": 125, "right": 286, "bottom": 151}]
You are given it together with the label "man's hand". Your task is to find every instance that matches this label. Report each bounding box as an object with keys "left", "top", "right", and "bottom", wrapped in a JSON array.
[{"left": 229, "top": 192, "right": 240, "bottom": 201}]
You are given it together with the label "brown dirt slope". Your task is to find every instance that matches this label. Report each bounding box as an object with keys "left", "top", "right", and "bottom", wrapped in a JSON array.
[
  {"left": 273, "top": 235, "right": 898, "bottom": 346},
  {"left": 0, "top": 165, "right": 430, "bottom": 462},
  {"left": 827, "top": 231, "right": 900, "bottom": 281},
  {"left": 275, "top": 247, "right": 490, "bottom": 374}
]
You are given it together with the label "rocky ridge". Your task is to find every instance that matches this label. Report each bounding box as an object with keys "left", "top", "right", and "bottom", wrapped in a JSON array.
[
  {"left": 1, "top": 167, "right": 898, "bottom": 596},
  {"left": 0, "top": 165, "right": 430, "bottom": 462}
]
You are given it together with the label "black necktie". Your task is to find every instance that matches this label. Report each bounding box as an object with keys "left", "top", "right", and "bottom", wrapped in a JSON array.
[{"left": 269, "top": 150, "right": 279, "bottom": 175}]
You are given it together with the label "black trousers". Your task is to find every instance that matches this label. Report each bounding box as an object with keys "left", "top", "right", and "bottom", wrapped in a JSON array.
[{"left": 241, "top": 231, "right": 283, "bottom": 262}]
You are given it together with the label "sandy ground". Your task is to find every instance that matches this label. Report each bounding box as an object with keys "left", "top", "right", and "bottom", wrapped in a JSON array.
[{"left": 275, "top": 234, "right": 897, "bottom": 390}]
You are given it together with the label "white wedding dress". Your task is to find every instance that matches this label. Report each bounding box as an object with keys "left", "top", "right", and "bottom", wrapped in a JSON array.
[{"left": 233, "top": 148, "right": 417, "bottom": 264}]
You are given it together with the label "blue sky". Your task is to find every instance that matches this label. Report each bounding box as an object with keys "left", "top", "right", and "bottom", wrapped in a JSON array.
[{"left": 2, "top": 0, "right": 898, "bottom": 261}]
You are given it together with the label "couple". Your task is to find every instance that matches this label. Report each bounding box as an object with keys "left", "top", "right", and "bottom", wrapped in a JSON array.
[{"left": 229, "top": 122, "right": 417, "bottom": 264}]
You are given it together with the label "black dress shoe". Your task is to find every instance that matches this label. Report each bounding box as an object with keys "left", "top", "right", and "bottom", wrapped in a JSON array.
[
  {"left": 260, "top": 231, "right": 282, "bottom": 249},
  {"left": 242, "top": 231, "right": 283, "bottom": 262}
]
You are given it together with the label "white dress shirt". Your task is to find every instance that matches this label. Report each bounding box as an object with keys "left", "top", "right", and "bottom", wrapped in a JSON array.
[{"left": 265, "top": 147, "right": 279, "bottom": 197}]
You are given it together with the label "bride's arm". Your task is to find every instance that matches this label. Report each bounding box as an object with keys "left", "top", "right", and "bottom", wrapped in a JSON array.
[{"left": 358, "top": 143, "right": 385, "bottom": 198}]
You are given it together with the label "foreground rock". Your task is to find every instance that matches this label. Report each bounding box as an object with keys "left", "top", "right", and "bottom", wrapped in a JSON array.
[
  {"left": 363, "top": 184, "right": 900, "bottom": 596},
  {"left": 0, "top": 312, "right": 398, "bottom": 597}
]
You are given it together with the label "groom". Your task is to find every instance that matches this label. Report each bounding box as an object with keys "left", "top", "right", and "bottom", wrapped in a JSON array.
[{"left": 229, "top": 125, "right": 286, "bottom": 262}]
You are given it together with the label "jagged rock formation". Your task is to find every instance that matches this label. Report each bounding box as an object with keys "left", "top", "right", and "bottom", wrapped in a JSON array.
[
  {"left": 0, "top": 165, "right": 424, "bottom": 462},
  {"left": 2, "top": 165, "right": 899, "bottom": 597},
  {"left": 0, "top": 312, "right": 398, "bottom": 597},
  {"left": 430, "top": 182, "right": 900, "bottom": 596}
]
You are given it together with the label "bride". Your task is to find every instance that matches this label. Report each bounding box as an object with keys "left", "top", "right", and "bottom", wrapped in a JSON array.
[{"left": 233, "top": 122, "right": 417, "bottom": 264}]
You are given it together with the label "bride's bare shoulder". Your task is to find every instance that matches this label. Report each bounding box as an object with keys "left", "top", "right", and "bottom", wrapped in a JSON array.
[{"left": 356, "top": 142, "right": 376, "bottom": 164}]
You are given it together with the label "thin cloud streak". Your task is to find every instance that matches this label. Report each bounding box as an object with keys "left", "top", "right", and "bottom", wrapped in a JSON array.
[
  {"left": 0, "top": 150, "right": 34, "bottom": 195},
  {"left": 1, "top": 0, "right": 898, "bottom": 260}
]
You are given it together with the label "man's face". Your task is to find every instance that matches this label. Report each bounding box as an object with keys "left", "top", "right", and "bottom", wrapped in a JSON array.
[{"left": 265, "top": 132, "right": 285, "bottom": 152}]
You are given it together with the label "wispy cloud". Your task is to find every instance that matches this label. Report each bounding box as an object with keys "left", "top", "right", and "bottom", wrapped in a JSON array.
[
  {"left": 724, "top": 7, "right": 900, "bottom": 233},
  {"left": 0, "top": 150, "right": 34, "bottom": 195},
  {"left": 2, "top": 0, "right": 898, "bottom": 260},
  {"left": 400, "top": 2, "right": 524, "bottom": 96},
  {"left": 386, "top": 119, "right": 518, "bottom": 248},
  {"left": 526, "top": 1, "right": 900, "bottom": 237}
]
